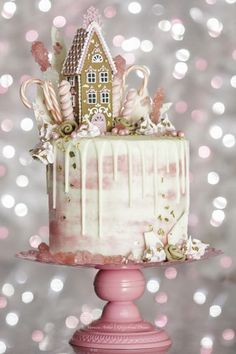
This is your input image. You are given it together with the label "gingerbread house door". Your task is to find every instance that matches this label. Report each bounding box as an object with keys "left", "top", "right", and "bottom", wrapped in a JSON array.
[{"left": 91, "top": 113, "right": 107, "bottom": 133}]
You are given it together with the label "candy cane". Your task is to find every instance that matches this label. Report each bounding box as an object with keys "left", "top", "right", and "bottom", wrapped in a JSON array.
[{"left": 20, "top": 78, "right": 62, "bottom": 124}]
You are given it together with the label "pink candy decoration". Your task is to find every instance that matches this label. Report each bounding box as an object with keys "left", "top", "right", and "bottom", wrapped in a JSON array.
[
  {"left": 82, "top": 6, "right": 102, "bottom": 29},
  {"left": 112, "top": 127, "right": 118, "bottom": 134},
  {"left": 31, "top": 41, "right": 51, "bottom": 72},
  {"left": 177, "top": 131, "right": 185, "bottom": 138}
]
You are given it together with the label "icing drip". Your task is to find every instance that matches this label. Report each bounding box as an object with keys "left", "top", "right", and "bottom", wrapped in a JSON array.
[
  {"left": 153, "top": 143, "right": 158, "bottom": 215},
  {"left": 174, "top": 144, "right": 180, "bottom": 204},
  {"left": 111, "top": 141, "right": 120, "bottom": 181},
  {"left": 180, "top": 140, "right": 186, "bottom": 194},
  {"left": 139, "top": 143, "right": 146, "bottom": 198},
  {"left": 95, "top": 141, "right": 106, "bottom": 238},
  {"left": 52, "top": 144, "right": 57, "bottom": 209},
  {"left": 64, "top": 144, "right": 70, "bottom": 193},
  {"left": 80, "top": 140, "right": 90, "bottom": 235},
  {"left": 127, "top": 142, "right": 133, "bottom": 207},
  {"left": 185, "top": 140, "right": 190, "bottom": 209}
]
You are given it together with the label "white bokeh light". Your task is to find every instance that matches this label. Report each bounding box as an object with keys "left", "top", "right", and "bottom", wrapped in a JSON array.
[
  {"left": 140, "top": 40, "right": 153, "bottom": 52},
  {"left": 65, "top": 315, "right": 79, "bottom": 329},
  {"left": 147, "top": 279, "right": 160, "bottom": 293},
  {"left": 207, "top": 18, "right": 223, "bottom": 38},
  {"left": 158, "top": 20, "right": 171, "bottom": 32},
  {"left": 207, "top": 172, "right": 220, "bottom": 185},
  {"left": 16, "top": 175, "right": 29, "bottom": 187},
  {"left": 212, "top": 209, "right": 225, "bottom": 223},
  {"left": 201, "top": 336, "right": 214, "bottom": 349},
  {"left": 0, "top": 341, "right": 6, "bottom": 354},
  {"left": 230, "top": 75, "right": 236, "bottom": 87},
  {"left": 0, "top": 74, "right": 13, "bottom": 88},
  {"left": 222, "top": 134, "right": 235, "bottom": 148},
  {"left": 171, "top": 22, "right": 185, "bottom": 40},
  {"left": 20, "top": 117, "right": 34, "bottom": 131},
  {"left": 209, "top": 305, "right": 222, "bottom": 317},
  {"left": 1, "top": 2, "right": 17, "bottom": 19},
  {"left": 50, "top": 278, "right": 64, "bottom": 292},
  {"left": 193, "top": 290, "right": 207, "bottom": 305},
  {"left": 22, "top": 291, "right": 34, "bottom": 304},
  {"left": 1, "top": 194, "right": 15, "bottom": 209},
  {"left": 128, "top": 2, "right": 142, "bottom": 14},
  {"left": 6, "top": 312, "right": 19, "bottom": 326},
  {"left": 38, "top": 0, "right": 51, "bottom": 12},
  {"left": 173, "top": 62, "right": 188, "bottom": 79},
  {"left": 212, "top": 102, "right": 225, "bottom": 115},
  {"left": 189, "top": 7, "right": 203, "bottom": 23},
  {"left": 176, "top": 48, "right": 190, "bottom": 61},
  {"left": 213, "top": 197, "right": 227, "bottom": 209},
  {"left": 2, "top": 145, "right": 15, "bottom": 159},
  {"left": 2, "top": 283, "right": 15, "bottom": 297},
  {"left": 14, "top": 203, "right": 28, "bottom": 217},
  {"left": 122, "top": 37, "right": 140, "bottom": 51},
  {"left": 209, "top": 125, "right": 223, "bottom": 139}
]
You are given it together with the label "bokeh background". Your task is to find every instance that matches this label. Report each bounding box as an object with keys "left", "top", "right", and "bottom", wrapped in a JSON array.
[{"left": 0, "top": 0, "right": 236, "bottom": 353}]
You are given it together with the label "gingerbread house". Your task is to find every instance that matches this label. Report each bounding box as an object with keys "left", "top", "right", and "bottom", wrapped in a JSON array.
[{"left": 62, "top": 21, "right": 117, "bottom": 132}]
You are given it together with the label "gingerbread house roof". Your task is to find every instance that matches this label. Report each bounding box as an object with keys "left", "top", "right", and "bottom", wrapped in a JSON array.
[{"left": 62, "top": 22, "right": 117, "bottom": 76}]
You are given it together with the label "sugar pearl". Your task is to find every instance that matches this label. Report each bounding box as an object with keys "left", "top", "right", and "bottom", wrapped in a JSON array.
[
  {"left": 112, "top": 127, "right": 118, "bottom": 134},
  {"left": 52, "top": 132, "right": 59, "bottom": 140},
  {"left": 171, "top": 130, "right": 177, "bottom": 137},
  {"left": 177, "top": 131, "right": 185, "bottom": 138},
  {"left": 124, "top": 128, "right": 130, "bottom": 135},
  {"left": 119, "top": 129, "right": 126, "bottom": 136},
  {"left": 71, "top": 131, "right": 77, "bottom": 139}
]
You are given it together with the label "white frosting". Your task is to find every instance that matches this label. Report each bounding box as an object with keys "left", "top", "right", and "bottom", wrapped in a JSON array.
[
  {"left": 31, "top": 141, "right": 54, "bottom": 165},
  {"left": 48, "top": 136, "right": 189, "bottom": 258},
  {"left": 184, "top": 236, "right": 209, "bottom": 260}
]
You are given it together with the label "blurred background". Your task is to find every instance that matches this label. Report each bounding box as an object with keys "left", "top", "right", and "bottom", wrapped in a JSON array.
[{"left": 0, "top": 0, "right": 236, "bottom": 353}]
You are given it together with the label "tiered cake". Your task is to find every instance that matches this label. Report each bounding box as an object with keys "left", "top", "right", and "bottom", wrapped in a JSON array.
[{"left": 20, "top": 7, "right": 208, "bottom": 264}]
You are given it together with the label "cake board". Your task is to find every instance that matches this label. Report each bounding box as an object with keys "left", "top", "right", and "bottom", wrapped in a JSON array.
[{"left": 16, "top": 248, "right": 221, "bottom": 352}]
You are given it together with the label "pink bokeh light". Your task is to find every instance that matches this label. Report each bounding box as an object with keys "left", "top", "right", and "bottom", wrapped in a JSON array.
[
  {"left": 0, "top": 296, "right": 7, "bottom": 309},
  {"left": 113, "top": 35, "right": 125, "bottom": 47},
  {"left": 195, "top": 58, "right": 208, "bottom": 71},
  {"left": 0, "top": 226, "right": 9, "bottom": 240},
  {"left": 25, "top": 30, "right": 39, "bottom": 42},
  {"left": 191, "top": 109, "right": 207, "bottom": 123},
  {"left": 104, "top": 6, "right": 117, "bottom": 18},
  {"left": 165, "top": 267, "right": 177, "bottom": 280},
  {"left": 53, "top": 16, "right": 67, "bottom": 28},
  {"left": 31, "top": 330, "right": 44, "bottom": 343},
  {"left": 155, "top": 314, "right": 168, "bottom": 328},
  {"left": 198, "top": 145, "right": 211, "bottom": 159},
  {"left": 220, "top": 256, "right": 233, "bottom": 269},
  {"left": 222, "top": 329, "right": 235, "bottom": 341},
  {"left": 155, "top": 292, "right": 168, "bottom": 304},
  {"left": 175, "top": 101, "right": 188, "bottom": 114},
  {"left": 0, "top": 164, "right": 7, "bottom": 177}
]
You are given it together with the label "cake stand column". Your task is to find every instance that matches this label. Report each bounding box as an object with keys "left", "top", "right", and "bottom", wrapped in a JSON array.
[{"left": 70, "top": 266, "right": 171, "bottom": 351}]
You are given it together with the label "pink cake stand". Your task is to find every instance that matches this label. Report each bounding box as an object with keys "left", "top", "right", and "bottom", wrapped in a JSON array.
[{"left": 16, "top": 248, "right": 221, "bottom": 352}]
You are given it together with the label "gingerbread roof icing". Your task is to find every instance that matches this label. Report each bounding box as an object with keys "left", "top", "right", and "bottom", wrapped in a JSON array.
[{"left": 62, "top": 22, "right": 117, "bottom": 76}]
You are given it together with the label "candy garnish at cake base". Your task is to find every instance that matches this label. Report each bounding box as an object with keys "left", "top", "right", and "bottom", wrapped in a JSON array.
[{"left": 19, "top": 6, "right": 211, "bottom": 264}]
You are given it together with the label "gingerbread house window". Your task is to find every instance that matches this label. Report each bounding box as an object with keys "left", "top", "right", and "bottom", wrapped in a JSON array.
[
  {"left": 67, "top": 77, "right": 75, "bottom": 87},
  {"left": 92, "top": 53, "right": 103, "bottom": 63},
  {"left": 87, "top": 90, "right": 97, "bottom": 104},
  {"left": 99, "top": 71, "right": 109, "bottom": 83},
  {"left": 100, "top": 90, "right": 109, "bottom": 104},
  {"left": 86, "top": 71, "right": 96, "bottom": 83}
]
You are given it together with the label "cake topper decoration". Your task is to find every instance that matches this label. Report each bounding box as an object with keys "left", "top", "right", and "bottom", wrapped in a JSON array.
[{"left": 20, "top": 6, "right": 187, "bottom": 166}]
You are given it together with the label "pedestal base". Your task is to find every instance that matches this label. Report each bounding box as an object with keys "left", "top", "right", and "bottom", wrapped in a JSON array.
[
  {"left": 70, "top": 320, "right": 171, "bottom": 350},
  {"left": 70, "top": 268, "right": 171, "bottom": 351}
]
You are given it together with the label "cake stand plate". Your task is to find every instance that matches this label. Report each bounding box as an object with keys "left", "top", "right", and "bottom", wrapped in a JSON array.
[{"left": 16, "top": 248, "right": 221, "bottom": 352}]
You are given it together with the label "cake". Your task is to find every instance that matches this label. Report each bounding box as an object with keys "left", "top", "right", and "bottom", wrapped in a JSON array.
[{"left": 20, "top": 7, "right": 209, "bottom": 264}]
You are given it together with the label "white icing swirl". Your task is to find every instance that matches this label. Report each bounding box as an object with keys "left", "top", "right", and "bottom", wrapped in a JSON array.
[
  {"left": 30, "top": 141, "right": 54, "bottom": 165},
  {"left": 77, "top": 115, "right": 100, "bottom": 138},
  {"left": 58, "top": 80, "right": 74, "bottom": 120}
]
